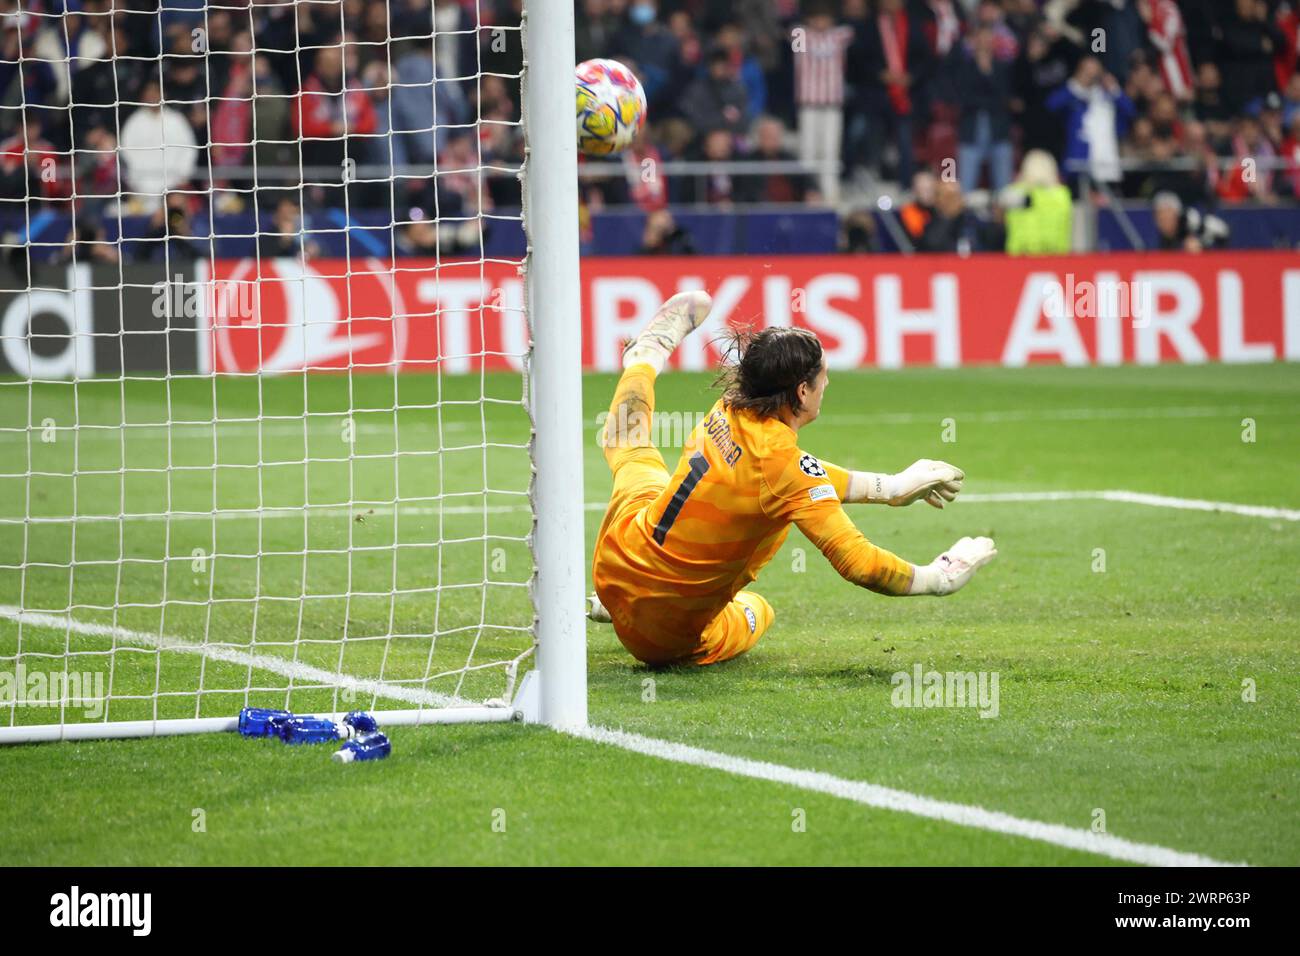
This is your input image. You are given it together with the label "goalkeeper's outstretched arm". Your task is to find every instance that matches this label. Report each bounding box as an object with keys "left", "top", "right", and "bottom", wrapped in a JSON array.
[{"left": 794, "top": 506, "right": 997, "bottom": 597}]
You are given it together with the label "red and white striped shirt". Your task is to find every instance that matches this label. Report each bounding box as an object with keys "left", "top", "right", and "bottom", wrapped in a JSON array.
[
  {"left": 794, "top": 24, "right": 854, "bottom": 107},
  {"left": 1146, "top": 0, "right": 1194, "bottom": 101}
]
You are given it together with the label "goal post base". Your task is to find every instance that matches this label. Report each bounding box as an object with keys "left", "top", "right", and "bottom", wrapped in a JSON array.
[{"left": 511, "top": 668, "right": 543, "bottom": 724}]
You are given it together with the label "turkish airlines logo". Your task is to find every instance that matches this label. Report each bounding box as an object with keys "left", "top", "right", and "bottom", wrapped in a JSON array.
[{"left": 207, "top": 258, "right": 407, "bottom": 373}]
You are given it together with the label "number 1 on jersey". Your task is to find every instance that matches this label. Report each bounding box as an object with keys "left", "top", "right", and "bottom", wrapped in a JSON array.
[{"left": 652, "top": 452, "right": 710, "bottom": 545}]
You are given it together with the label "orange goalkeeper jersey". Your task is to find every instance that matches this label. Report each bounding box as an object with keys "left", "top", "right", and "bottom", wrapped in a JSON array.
[{"left": 592, "top": 398, "right": 915, "bottom": 655}]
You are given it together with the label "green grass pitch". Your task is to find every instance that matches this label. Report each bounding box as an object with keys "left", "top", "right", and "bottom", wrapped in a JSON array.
[{"left": 0, "top": 361, "right": 1296, "bottom": 865}]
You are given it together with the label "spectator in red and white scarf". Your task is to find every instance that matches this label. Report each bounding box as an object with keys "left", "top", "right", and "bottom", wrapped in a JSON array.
[
  {"left": 876, "top": 1, "right": 913, "bottom": 117},
  {"left": 924, "top": 0, "right": 962, "bottom": 58},
  {"left": 210, "top": 51, "right": 254, "bottom": 183},
  {"left": 1140, "top": 0, "right": 1194, "bottom": 102}
]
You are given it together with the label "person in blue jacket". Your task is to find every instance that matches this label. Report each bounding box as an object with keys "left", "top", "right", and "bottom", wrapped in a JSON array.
[{"left": 1046, "top": 55, "right": 1136, "bottom": 190}]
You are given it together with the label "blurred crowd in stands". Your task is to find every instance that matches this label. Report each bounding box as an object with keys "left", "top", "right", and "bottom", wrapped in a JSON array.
[
  {"left": 0, "top": 0, "right": 1297, "bottom": 261},
  {"left": 588, "top": 0, "right": 1300, "bottom": 254},
  {"left": 0, "top": 0, "right": 526, "bottom": 261}
]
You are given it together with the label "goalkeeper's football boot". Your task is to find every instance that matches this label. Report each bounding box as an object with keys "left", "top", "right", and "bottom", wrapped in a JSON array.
[
  {"left": 622, "top": 290, "right": 712, "bottom": 369},
  {"left": 586, "top": 593, "right": 612, "bottom": 624}
]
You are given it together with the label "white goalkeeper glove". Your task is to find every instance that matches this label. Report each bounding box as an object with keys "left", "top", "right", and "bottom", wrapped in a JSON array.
[
  {"left": 849, "top": 460, "right": 965, "bottom": 509},
  {"left": 909, "top": 536, "right": 998, "bottom": 595}
]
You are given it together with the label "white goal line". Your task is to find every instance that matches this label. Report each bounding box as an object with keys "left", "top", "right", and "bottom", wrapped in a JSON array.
[
  {"left": 0, "top": 606, "right": 490, "bottom": 712},
  {"left": 10, "top": 489, "right": 1299, "bottom": 526},
  {"left": 567, "top": 725, "right": 1244, "bottom": 868},
  {"left": 0, "top": 603, "right": 1240, "bottom": 865}
]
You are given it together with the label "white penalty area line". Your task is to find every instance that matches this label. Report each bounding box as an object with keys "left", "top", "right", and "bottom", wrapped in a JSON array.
[
  {"left": 568, "top": 725, "right": 1245, "bottom": 867},
  {"left": 960, "top": 490, "right": 1300, "bottom": 522},
  {"left": 817, "top": 403, "right": 1299, "bottom": 427},
  {"left": 1, "top": 606, "right": 1242, "bottom": 866},
  {"left": 0, "top": 402, "right": 1292, "bottom": 443}
]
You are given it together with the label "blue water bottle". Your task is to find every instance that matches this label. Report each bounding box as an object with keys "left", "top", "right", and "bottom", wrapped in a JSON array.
[
  {"left": 343, "top": 711, "right": 379, "bottom": 734},
  {"left": 332, "top": 732, "right": 392, "bottom": 763},
  {"left": 238, "top": 707, "right": 294, "bottom": 737},
  {"left": 279, "top": 716, "right": 352, "bottom": 745}
]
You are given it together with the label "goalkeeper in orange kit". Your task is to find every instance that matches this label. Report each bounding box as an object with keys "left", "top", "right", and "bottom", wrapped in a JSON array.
[{"left": 589, "top": 290, "right": 997, "bottom": 667}]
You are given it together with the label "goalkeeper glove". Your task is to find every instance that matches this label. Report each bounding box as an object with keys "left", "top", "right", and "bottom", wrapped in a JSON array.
[
  {"left": 849, "top": 460, "right": 965, "bottom": 509},
  {"left": 908, "top": 536, "right": 997, "bottom": 595}
]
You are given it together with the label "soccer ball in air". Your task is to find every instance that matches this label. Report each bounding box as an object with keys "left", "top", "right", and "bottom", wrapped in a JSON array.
[{"left": 576, "top": 58, "right": 647, "bottom": 156}]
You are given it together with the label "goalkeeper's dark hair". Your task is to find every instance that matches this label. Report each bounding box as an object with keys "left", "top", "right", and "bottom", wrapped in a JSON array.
[{"left": 714, "top": 325, "right": 824, "bottom": 418}]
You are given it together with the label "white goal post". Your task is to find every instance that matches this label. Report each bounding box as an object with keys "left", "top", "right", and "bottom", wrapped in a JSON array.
[
  {"left": 523, "top": 1, "right": 587, "bottom": 729},
  {"left": 0, "top": 0, "right": 586, "bottom": 743}
]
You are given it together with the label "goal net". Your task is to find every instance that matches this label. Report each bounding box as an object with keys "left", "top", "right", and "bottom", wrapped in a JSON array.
[{"left": 0, "top": 0, "right": 586, "bottom": 743}]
